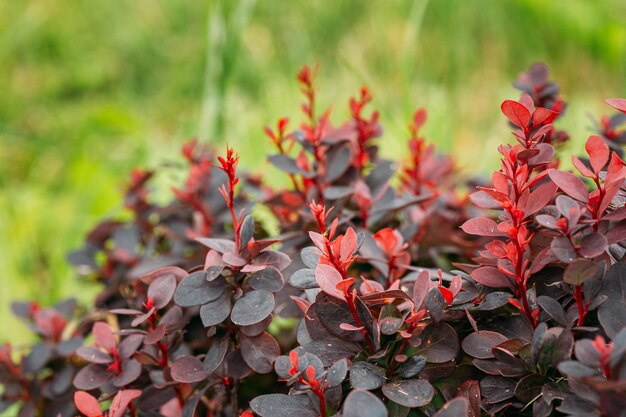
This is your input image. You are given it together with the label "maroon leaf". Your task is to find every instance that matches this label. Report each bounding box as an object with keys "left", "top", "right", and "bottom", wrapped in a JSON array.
[
  {"left": 563, "top": 259, "right": 599, "bottom": 286},
  {"left": 548, "top": 170, "right": 589, "bottom": 202},
  {"left": 471, "top": 266, "right": 514, "bottom": 290},
  {"left": 550, "top": 236, "right": 576, "bottom": 264},
  {"left": 171, "top": 356, "right": 208, "bottom": 383},
  {"left": 433, "top": 398, "right": 469, "bottom": 417},
  {"left": 148, "top": 274, "right": 177, "bottom": 309},
  {"left": 416, "top": 322, "right": 459, "bottom": 363},
  {"left": 525, "top": 181, "right": 557, "bottom": 217},
  {"left": 112, "top": 359, "right": 142, "bottom": 387},
  {"left": 73, "top": 364, "right": 111, "bottom": 390},
  {"left": 92, "top": 322, "right": 116, "bottom": 351},
  {"left": 461, "top": 218, "right": 505, "bottom": 237},
  {"left": 462, "top": 331, "right": 508, "bottom": 359},
  {"left": 240, "top": 332, "right": 280, "bottom": 374},
  {"left": 579, "top": 233, "right": 608, "bottom": 258},
  {"left": 76, "top": 347, "right": 112, "bottom": 364}
]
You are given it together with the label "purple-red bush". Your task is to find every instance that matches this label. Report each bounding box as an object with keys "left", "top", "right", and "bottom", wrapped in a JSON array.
[{"left": 2, "top": 63, "right": 626, "bottom": 417}]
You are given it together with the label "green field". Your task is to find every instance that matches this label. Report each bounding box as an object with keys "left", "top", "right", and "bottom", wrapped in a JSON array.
[{"left": 2, "top": 0, "right": 626, "bottom": 344}]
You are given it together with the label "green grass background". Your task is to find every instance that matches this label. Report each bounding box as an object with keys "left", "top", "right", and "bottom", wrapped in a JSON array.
[{"left": 2, "top": 0, "right": 626, "bottom": 344}]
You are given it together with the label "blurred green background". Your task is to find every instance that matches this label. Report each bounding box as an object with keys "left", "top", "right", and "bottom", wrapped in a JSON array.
[{"left": 2, "top": 0, "right": 626, "bottom": 344}]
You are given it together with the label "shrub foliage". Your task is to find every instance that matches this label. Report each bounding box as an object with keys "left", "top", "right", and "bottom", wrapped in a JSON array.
[{"left": 2, "top": 64, "right": 626, "bottom": 417}]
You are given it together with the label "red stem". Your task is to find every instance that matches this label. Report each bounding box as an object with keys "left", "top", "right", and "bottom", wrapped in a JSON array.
[{"left": 574, "top": 284, "right": 586, "bottom": 326}]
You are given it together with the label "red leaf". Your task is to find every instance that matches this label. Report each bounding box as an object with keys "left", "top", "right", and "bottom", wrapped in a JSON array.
[
  {"left": 110, "top": 390, "right": 142, "bottom": 417},
  {"left": 606, "top": 98, "right": 626, "bottom": 114},
  {"left": 531, "top": 107, "right": 556, "bottom": 127},
  {"left": 438, "top": 287, "right": 454, "bottom": 305},
  {"left": 471, "top": 266, "right": 514, "bottom": 290},
  {"left": 315, "top": 264, "right": 344, "bottom": 300},
  {"left": 606, "top": 152, "right": 626, "bottom": 185},
  {"left": 501, "top": 100, "right": 531, "bottom": 129},
  {"left": 585, "top": 135, "right": 610, "bottom": 174},
  {"left": 525, "top": 181, "right": 557, "bottom": 217},
  {"left": 74, "top": 391, "right": 102, "bottom": 417},
  {"left": 461, "top": 218, "right": 505, "bottom": 237},
  {"left": 571, "top": 156, "right": 594, "bottom": 178},
  {"left": 340, "top": 227, "right": 357, "bottom": 262},
  {"left": 548, "top": 170, "right": 589, "bottom": 202}
]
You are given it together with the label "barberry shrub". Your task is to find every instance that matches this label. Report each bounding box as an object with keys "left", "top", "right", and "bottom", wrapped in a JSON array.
[{"left": 2, "top": 63, "right": 626, "bottom": 417}]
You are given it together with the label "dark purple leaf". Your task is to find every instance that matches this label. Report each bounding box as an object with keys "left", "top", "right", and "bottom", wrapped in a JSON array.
[
  {"left": 268, "top": 154, "right": 315, "bottom": 177},
  {"left": 174, "top": 271, "right": 226, "bottom": 307},
  {"left": 203, "top": 337, "right": 229, "bottom": 373},
  {"left": 599, "top": 300, "right": 626, "bottom": 338},
  {"left": 300, "top": 247, "right": 320, "bottom": 269},
  {"left": 199, "top": 291, "right": 232, "bottom": 327},
  {"left": 550, "top": 236, "right": 576, "bottom": 264},
  {"left": 224, "top": 349, "right": 253, "bottom": 379},
  {"left": 343, "top": 390, "right": 387, "bottom": 417},
  {"left": 240, "top": 215, "right": 255, "bottom": 248},
  {"left": 416, "top": 322, "right": 458, "bottom": 363},
  {"left": 557, "top": 361, "right": 598, "bottom": 378},
  {"left": 73, "top": 364, "right": 111, "bottom": 390},
  {"left": 536, "top": 296, "right": 567, "bottom": 326},
  {"left": 250, "top": 394, "right": 318, "bottom": 417},
  {"left": 462, "top": 331, "right": 508, "bottom": 359},
  {"left": 382, "top": 379, "right": 434, "bottom": 407},
  {"left": 240, "top": 332, "right": 280, "bottom": 374},
  {"left": 231, "top": 290, "right": 274, "bottom": 326},
  {"left": 119, "top": 334, "right": 144, "bottom": 359},
  {"left": 289, "top": 268, "right": 317, "bottom": 290},
  {"left": 249, "top": 266, "right": 284, "bottom": 292},
  {"left": 22, "top": 343, "right": 52, "bottom": 373},
  {"left": 112, "top": 359, "right": 142, "bottom": 387},
  {"left": 480, "top": 376, "right": 516, "bottom": 404},
  {"left": 350, "top": 361, "right": 386, "bottom": 390},
  {"left": 563, "top": 259, "right": 599, "bottom": 285},
  {"left": 433, "top": 398, "right": 469, "bottom": 417},
  {"left": 326, "top": 358, "right": 348, "bottom": 387},
  {"left": 76, "top": 346, "right": 112, "bottom": 364},
  {"left": 397, "top": 355, "right": 426, "bottom": 379},
  {"left": 195, "top": 237, "right": 236, "bottom": 253},
  {"left": 148, "top": 274, "right": 177, "bottom": 309},
  {"left": 425, "top": 287, "right": 445, "bottom": 322},
  {"left": 171, "top": 356, "right": 208, "bottom": 383},
  {"left": 579, "top": 233, "right": 608, "bottom": 258}
]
